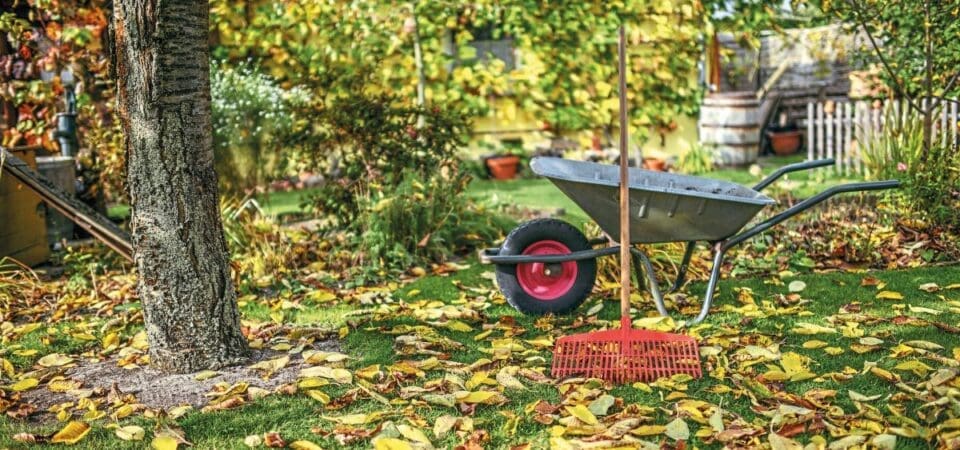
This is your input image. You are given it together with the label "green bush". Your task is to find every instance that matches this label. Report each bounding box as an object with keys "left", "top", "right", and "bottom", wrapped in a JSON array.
[
  {"left": 210, "top": 61, "right": 313, "bottom": 192},
  {"left": 310, "top": 91, "right": 471, "bottom": 225},
  {"left": 861, "top": 108, "right": 960, "bottom": 230},
  {"left": 345, "top": 169, "right": 510, "bottom": 282}
]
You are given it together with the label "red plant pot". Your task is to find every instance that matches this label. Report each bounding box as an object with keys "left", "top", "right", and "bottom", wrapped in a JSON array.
[
  {"left": 486, "top": 155, "right": 521, "bottom": 180},
  {"left": 767, "top": 130, "right": 803, "bottom": 156}
]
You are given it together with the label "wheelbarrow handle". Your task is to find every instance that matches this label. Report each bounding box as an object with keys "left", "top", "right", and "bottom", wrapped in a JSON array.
[
  {"left": 753, "top": 158, "right": 835, "bottom": 191},
  {"left": 726, "top": 179, "right": 900, "bottom": 250}
]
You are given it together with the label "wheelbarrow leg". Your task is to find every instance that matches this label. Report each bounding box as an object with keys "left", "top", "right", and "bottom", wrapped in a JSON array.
[
  {"left": 629, "top": 248, "right": 670, "bottom": 317},
  {"left": 666, "top": 241, "right": 696, "bottom": 294},
  {"left": 690, "top": 244, "right": 728, "bottom": 325}
]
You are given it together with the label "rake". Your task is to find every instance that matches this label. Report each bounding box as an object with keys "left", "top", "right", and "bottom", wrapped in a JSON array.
[{"left": 550, "top": 26, "right": 702, "bottom": 383}]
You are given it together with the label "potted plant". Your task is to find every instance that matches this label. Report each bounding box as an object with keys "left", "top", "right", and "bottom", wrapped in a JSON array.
[
  {"left": 484, "top": 153, "right": 521, "bottom": 180},
  {"left": 766, "top": 113, "right": 802, "bottom": 156}
]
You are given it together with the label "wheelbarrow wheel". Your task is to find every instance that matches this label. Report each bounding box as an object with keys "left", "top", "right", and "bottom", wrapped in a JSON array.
[{"left": 496, "top": 218, "right": 596, "bottom": 315}]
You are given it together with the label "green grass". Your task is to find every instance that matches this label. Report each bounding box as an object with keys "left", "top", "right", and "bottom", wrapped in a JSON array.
[
  {"left": 255, "top": 188, "right": 322, "bottom": 218},
  {"left": 4, "top": 261, "right": 956, "bottom": 448}
]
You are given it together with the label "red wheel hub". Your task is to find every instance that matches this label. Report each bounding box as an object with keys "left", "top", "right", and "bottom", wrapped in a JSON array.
[{"left": 517, "top": 240, "right": 578, "bottom": 301}]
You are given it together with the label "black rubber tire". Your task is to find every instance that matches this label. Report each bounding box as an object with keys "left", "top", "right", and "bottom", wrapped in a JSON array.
[{"left": 495, "top": 218, "right": 596, "bottom": 315}]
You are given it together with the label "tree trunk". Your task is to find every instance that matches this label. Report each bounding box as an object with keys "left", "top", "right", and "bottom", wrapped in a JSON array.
[{"left": 114, "top": 0, "right": 248, "bottom": 373}]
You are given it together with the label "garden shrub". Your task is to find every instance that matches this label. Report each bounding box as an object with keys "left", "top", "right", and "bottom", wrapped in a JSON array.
[
  {"left": 347, "top": 169, "right": 511, "bottom": 281},
  {"left": 676, "top": 144, "right": 715, "bottom": 175},
  {"left": 210, "top": 61, "right": 313, "bottom": 193},
  {"left": 861, "top": 108, "right": 960, "bottom": 230},
  {"left": 310, "top": 91, "right": 471, "bottom": 225}
]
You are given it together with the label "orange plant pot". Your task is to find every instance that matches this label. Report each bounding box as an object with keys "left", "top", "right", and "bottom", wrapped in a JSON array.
[
  {"left": 767, "top": 130, "right": 802, "bottom": 156},
  {"left": 486, "top": 155, "right": 521, "bottom": 180},
  {"left": 643, "top": 157, "right": 667, "bottom": 172}
]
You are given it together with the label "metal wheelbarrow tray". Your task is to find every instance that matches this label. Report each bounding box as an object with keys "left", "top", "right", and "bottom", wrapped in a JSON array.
[{"left": 481, "top": 157, "right": 899, "bottom": 324}]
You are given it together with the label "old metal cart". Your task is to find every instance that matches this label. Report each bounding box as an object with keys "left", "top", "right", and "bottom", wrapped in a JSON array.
[{"left": 481, "top": 157, "right": 899, "bottom": 325}]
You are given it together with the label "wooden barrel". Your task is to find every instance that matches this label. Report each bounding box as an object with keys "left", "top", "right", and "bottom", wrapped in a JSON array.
[{"left": 699, "top": 92, "right": 760, "bottom": 165}]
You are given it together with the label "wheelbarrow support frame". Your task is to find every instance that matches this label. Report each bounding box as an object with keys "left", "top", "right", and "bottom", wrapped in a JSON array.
[{"left": 482, "top": 158, "right": 900, "bottom": 325}]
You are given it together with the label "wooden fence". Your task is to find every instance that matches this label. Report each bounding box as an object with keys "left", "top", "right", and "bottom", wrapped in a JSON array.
[{"left": 805, "top": 98, "right": 960, "bottom": 174}]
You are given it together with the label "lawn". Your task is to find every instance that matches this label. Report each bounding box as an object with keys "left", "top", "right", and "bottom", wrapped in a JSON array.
[
  {"left": 3, "top": 257, "right": 958, "bottom": 448},
  {"left": 6, "top": 154, "right": 952, "bottom": 449}
]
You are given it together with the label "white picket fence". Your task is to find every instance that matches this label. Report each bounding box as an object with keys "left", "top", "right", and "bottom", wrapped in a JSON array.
[{"left": 805, "top": 98, "right": 960, "bottom": 174}]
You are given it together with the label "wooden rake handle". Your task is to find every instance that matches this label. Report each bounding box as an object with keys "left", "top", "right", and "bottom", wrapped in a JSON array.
[{"left": 617, "top": 26, "right": 631, "bottom": 331}]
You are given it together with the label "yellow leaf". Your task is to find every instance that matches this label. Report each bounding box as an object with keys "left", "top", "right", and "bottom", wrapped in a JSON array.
[
  {"left": 374, "top": 438, "right": 413, "bottom": 450},
  {"left": 455, "top": 390, "right": 506, "bottom": 405},
  {"left": 446, "top": 320, "right": 473, "bottom": 332},
  {"left": 433, "top": 415, "right": 458, "bottom": 439},
  {"left": 803, "top": 340, "right": 828, "bottom": 349},
  {"left": 289, "top": 440, "right": 324, "bottom": 450},
  {"left": 47, "top": 377, "right": 81, "bottom": 392},
  {"left": 168, "top": 405, "right": 192, "bottom": 419},
  {"left": 893, "top": 360, "right": 933, "bottom": 377},
  {"left": 37, "top": 353, "right": 74, "bottom": 367},
  {"left": 152, "top": 434, "right": 179, "bottom": 450},
  {"left": 769, "top": 432, "right": 803, "bottom": 450},
  {"left": 824, "top": 347, "right": 844, "bottom": 355},
  {"left": 102, "top": 332, "right": 119, "bottom": 350},
  {"left": 0, "top": 358, "right": 13, "bottom": 377},
  {"left": 194, "top": 370, "right": 219, "bottom": 381},
  {"left": 791, "top": 323, "right": 836, "bottom": 335},
  {"left": 564, "top": 404, "right": 599, "bottom": 425},
  {"left": 300, "top": 367, "right": 352, "bottom": 384},
  {"left": 876, "top": 291, "right": 903, "bottom": 300},
  {"left": 306, "top": 390, "right": 330, "bottom": 404},
  {"left": 634, "top": 316, "right": 677, "bottom": 331},
  {"left": 397, "top": 424, "right": 432, "bottom": 445},
  {"left": 51, "top": 421, "right": 91, "bottom": 445},
  {"left": 495, "top": 368, "right": 526, "bottom": 390},
  {"left": 10, "top": 377, "right": 39, "bottom": 392},
  {"left": 112, "top": 404, "right": 135, "bottom": 420},
  {"left": 115, "top": 425, "right": 145, "bottom": 441},
  {"left": 250, "top": 356, "right": 290, "bottom": 373}
]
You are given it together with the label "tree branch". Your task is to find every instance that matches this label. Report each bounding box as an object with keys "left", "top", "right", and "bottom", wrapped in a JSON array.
[
  {"left": 845, "top": 0, "right": 923, "bottom": 114},
  {"left": 930, "top": 71, "right": 960, "bottom": 111}
]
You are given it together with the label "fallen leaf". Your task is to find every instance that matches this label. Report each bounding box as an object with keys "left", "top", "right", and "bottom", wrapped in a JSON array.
[
  {"left": 587, "top": 394, "right": 615, "bottom": 416},
  {"left": 664, "top": 418, "right": 690, "bottom": 441},
  {"left": 769, "top": 432, "right": 803, "bottom": 450},
  {"left": 788, "top": 280, "right": 806, "bottom": 293},
  {"left": 10, "top": 377, "right": 40, "bottom": 391},
  {"left": 51, "top": 421, "right": 91, "bottom": 445},
  {"left": 151, "top": 434, "right": 179, "bottom": 450},
  {"left": 116, "top": 425, "right": 145, "bottom": 441},
  {"left": 37, "top": 353, "right": 74, "bottom": 367},
  {"left": 564, "top": 404, "right": 599, "bottom": 425},
  {"left": 289, "top": 440, "right": 324, "bottom": 450},
  {"left": 876, "top": 291, "right": 903, "bottom": 300}
]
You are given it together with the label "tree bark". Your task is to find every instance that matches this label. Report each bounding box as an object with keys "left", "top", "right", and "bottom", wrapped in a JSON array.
[{"left": 114, "top": 0, "right": 248, "bottom": 373}]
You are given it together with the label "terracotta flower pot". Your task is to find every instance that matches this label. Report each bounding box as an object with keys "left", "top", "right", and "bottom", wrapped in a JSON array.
[
  {"left": 486, "top": 155, "right": 521, "bottom": 180},
  {"left": 767, "top": 130, "right": 802, "bottom": 156},
  {"left": 643, "top": 157, "right": 667, "bottom": 172}
]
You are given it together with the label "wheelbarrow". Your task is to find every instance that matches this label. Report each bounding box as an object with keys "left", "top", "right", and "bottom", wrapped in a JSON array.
[{"left": 480, "top": 156, "right": 900, "bottom": 325}]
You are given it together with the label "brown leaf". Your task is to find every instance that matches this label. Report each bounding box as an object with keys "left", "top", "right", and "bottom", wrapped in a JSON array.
[{"left": 264, "top": 431, "right": 286, "bottom": 448}]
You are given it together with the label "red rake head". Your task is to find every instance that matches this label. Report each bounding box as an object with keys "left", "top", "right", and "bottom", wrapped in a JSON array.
[{"left": 551, "top": 328, "right": 702, "bottom": 383}]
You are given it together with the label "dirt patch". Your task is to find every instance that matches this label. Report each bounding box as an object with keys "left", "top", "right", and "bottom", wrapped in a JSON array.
[{"left": 21, "top": 339, "right": 340, "bottom": 418}]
